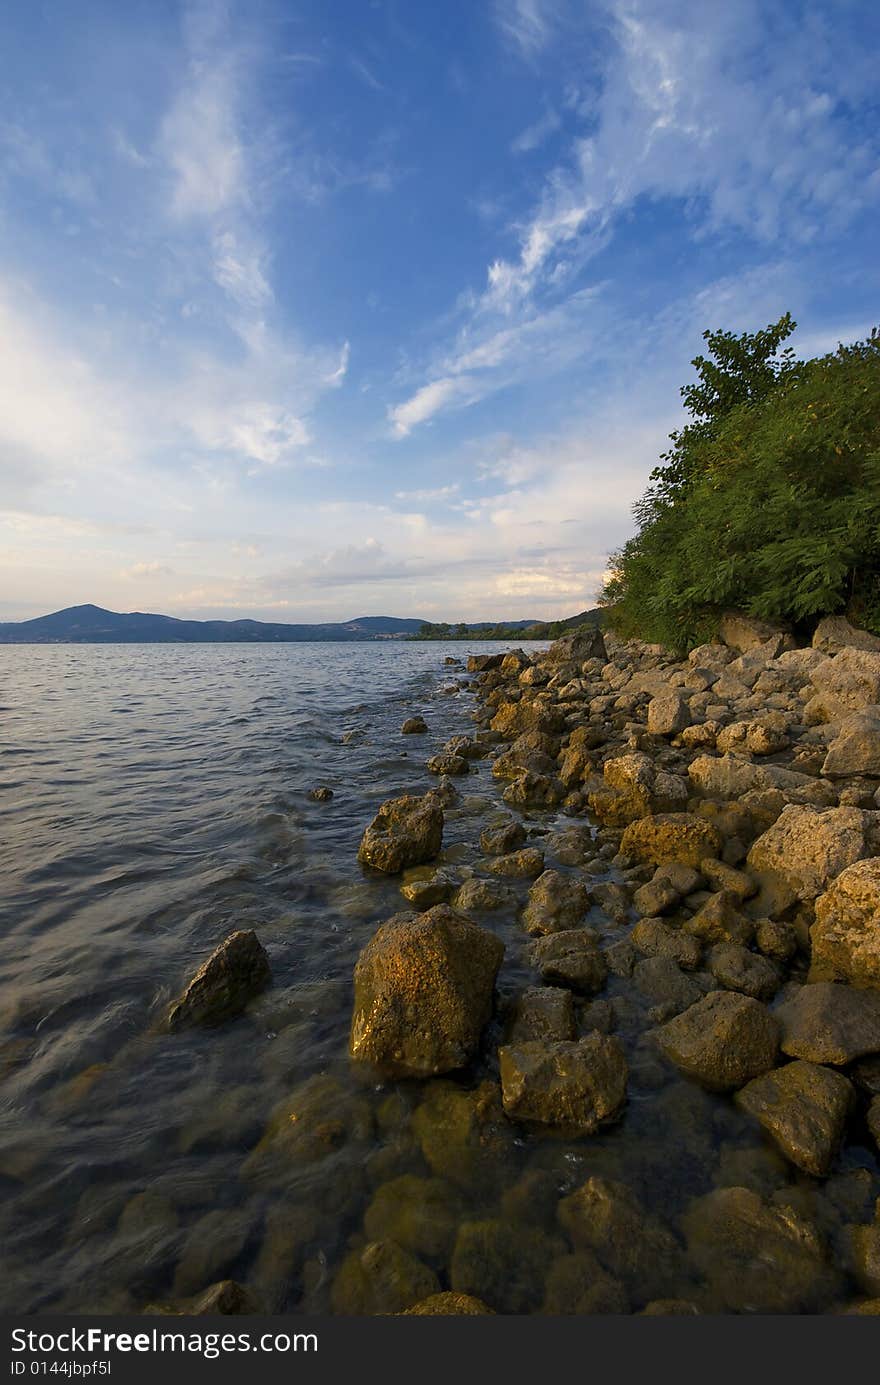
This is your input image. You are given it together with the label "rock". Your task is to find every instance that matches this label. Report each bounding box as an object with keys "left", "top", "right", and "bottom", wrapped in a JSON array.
[
  {"left": 656, "top": 991, "right": 779, "bottom": 1090},
  {"left": 545, "top": 825, "right": 595, "bottom": 865},
  {"left": 529, "top": 929, "right": 608, "bottom": 993},
  {"left": 811, "top": 645, "right": 880, "bottom": 714},
  {"left": 452, "top": 878, "right": 516, "bottom": 912},
  {"left": 868, "top": 1095, "right": 880, "bottom": 1150},
  {"left": 734, "top": 1060, "right": 854, "bottom": 1176},
  {"left": 508, "top": 986, "right": 576, "bottom": 1042},
  {"left": 403, "top": 1292, "right": 493, "bottom": 1315},
  {"left": 844, "top": 1223, "right": 880, "bottom": 1297},
  {"left": 499, "top": 1034, "right": 628, "bottom": 1134},
  {"left": 700, "top": 858, "right": 757, "bottom": 902},
  {"left": 502, "top": 770, "right": 564, "bottom": 809},
  {"left": 165, "top": 931, "right": 271, "bottom": 1032},
  {"left": 545, "top": 627, "right": 607, "bottom": 664},
  {"left": 479, "top": 818, "right": 526, "bottom": 856},
  {"left": 755, "top": 917, "right": 798, "bottom": 963},
  {"left": 173, "top": 1208, "right": 253, "bottom": 1297},
  {"left": 399, "top": 868, "right": 458, "bottom": 909},
  {"left": 331, "top": 1241, "right": 439, "bottom": 1315},
  {"left": 542, "top": 1252, "right": 629, "bottom": 1314},
  {"left": 357, "top": 793, "right": 444, "bottom": 874},
  {"left": 620, "top": 814, "right": 722, "bottom": 868},
  {"left": 746, "top": 805, "right": 871, "bottom": 902},
  {"left": 144, "top": 1280, "right": 259, "bottom": 1316},
  {"left": 631, "top": 918, "right": 703, "bottom": 970},
  {"left": 822, "top": 708, "right": 880, "bottom": 778},
  {"left": 647, "top": 690, "right": 691, "bottom": 736},
  {"left": 490, "top": 701, "right": 566, "bottom": 739},
  {"left": 557, "top": 1177, "right": 682, "bottom": 1305},
  {"left": 655, "top": 863, "right": 704, "bottom": 895},
  {"left": 521, "top": 870, "right": 591, "bottom": 936},
  {"left": 707, "top": 943, "right": 780, "bottom": 1001},
  {"left": 718, "top": 611, "right": 791, "bottom": 654},
  {"left": 412, "top": 1081, "right": 515, "bottom": 1193},
  {"left": 484, "top": 847, "right": 545, "bottom": 879},
  {"left": 813, "top": 616, "right": 880, "bottom": 655},
  {"left": 308, "top": 785, "right": 334, "bottom": 801},
  {"left": 427, "top": 751, "right": 469, "bottom": 776},
  {"left": 450, "top": 1219, "right": 562, "bottom": 1314},
  {"left": 685, "top": 892, "right": 754, "bottom": 946},
  {"left": 683, "top": 1186, "right": 834, "bottom": 1311},
  {"left": 776, "top": 982, "right": 880, "bottom": 1064},
  {"left": 349, "top": 905, "right": 504, "bottom": 1077},
  {"left": 633, "top": 878, "right": 680, "bottom": 916},
  {"left": 401, "top": 716, "right": 428, "bottom": 734},
  {"left": 632, "top": 956, "right": 705, "bottom": 1019},
  {"left": 810, "top": 858, "right": 880, "bottom": 988},
  {"left": 242, "top": 1075, "right": 373, "bottom": 1187},
  {"left": 363, "top": 1175, "right": 463, "bottom": 1263}
]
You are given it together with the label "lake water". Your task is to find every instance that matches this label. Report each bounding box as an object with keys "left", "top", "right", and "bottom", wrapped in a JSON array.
[{"left": 1, "top": 641, "right": 876, "bottom": 1314}]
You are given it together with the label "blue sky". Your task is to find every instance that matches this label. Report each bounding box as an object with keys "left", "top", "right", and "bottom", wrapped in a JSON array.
[{"left": 1, "top": 0, "right": 878, "bottom": 623}]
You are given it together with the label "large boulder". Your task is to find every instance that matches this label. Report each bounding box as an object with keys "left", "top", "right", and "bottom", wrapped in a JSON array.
[
  {"left": 746, "top": 805, "right": 871, "bottom": 902},
  {"left": 810, "top": 858, "right": 880, "bottom": 988},
  {"left": 620, "top": 813, "right": 722, "bottom": 868},
  {"left": 545, "top": 626, "right": 607, "bottom": 664},
  {"left": 776, "top": 982, "right": 880, "bottom": 1064},
  {"left": 357, "top": 793, "right": 443, "bottom": 873},
  {"left": 499, "top": 1035, "right": 628, "bottom": 1134},
  {"left": 812, "top": 615, "right": 880, "bottom": 655},
  {"left": 165, "top": 931, "right": 271, "bottom": 1032},
  {"left": 656, "top": 991, "right": 779, "bottom": 1090},
  {"left": 490, "top": 700, "right": 566, "bottom": 739},
  {"left": 810, "top": 645, "right": 880, "bottom": 715},
  {"left": 521, "top": 870, "right": 591, "bottom": 936},
  {"left": 647, "top": 690, "right": 691, "bottom": 737},
  {"left": 349, "top": 905, "right": 504, "bottom": 1077},
  {"left": 734, "top": 1060, "right": 854, "bottom": 1176},
  {"left": 821, "top": 708, "right": 880, "bottom": 778},
  {"left": 718, "top": 611, "right": 791, "bottom": 654}
]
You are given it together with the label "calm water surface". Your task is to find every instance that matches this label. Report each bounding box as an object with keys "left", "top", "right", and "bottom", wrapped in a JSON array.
[{"left": 0, "top": 642, "right": 876, "bottom": 1313}]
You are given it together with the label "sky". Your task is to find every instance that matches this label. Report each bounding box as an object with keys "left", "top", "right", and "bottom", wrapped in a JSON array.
[{"left": 1, "top": 0, "right": 878, "bottom": 625}]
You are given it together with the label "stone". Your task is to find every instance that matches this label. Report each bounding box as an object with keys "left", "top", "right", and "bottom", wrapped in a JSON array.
[
  {"left": 479, "top": 818, "right": 526, "bottom": 856},
  {"left": 521, "top": 870, "right": 591, "bottom": 936},
  {"left": 508, "top": 986, "right": 576, "bottom": 1042},
  {"left": 450, "top": 1219, "right": 562, "bottom": 1314},
  {"left": 503, "top": 770, "right": 564, "bottom": 809},
  {"left": 308, "top": 785, "right": 334, "bottom": 801},
  {"left": 811, "top": 646, "right": 880, "bottom": 715},
  {"left": 685, "top": 892, "right": 754, "bottom": 946},
  {"left": 822, "top": 708, "right": 880, "bottom": 778},
  {"left": 557, "top": 1177, "right": 682, "bottom": 1305},
  {"left": 165, "top": 931, "right": 271, "bottom": 1032},
  {"left": 867, "top": 1096, "right": 880, "bottom": 1150},
  {"left": 700, "top": 858, "right": 757, "bottom": 902},
  {"left": 542, "top": 1253, "right": 629, "bottom": 1314},
  {"left": 683, "top": 1186, "right": 834, "bottom": 1312},
  {"left": 719, "top": 611, "right": 790, "bottom": 653},
  {"left": 633, "top": 878, "right": 680, "bottom": 917},
  {"left": 173, "top": 1209, "right": 253, "bottom": 1297},
  {"left": 401, "top": 715, "right": 428, "bottom": 734},
  {"left": 545, "top": 627, "right": 607, "bottom": 664},
  {"left": 144, "top": 1280, "right": 259, "bottom": 1316},
  {"left": 452, "top": 877, "right": 516, "bottom": 912},
  {"left": 844, "top": 1224, "right": 880, "bottom": 1297},
  {"left": 331, "top": 1241, "right": 439, "bottom": 1315},
  {"left": 707, "top": 943, "right": 780, "bottom": 1001},
  {"left": 412, "top": 1081, "right": 515, "bottom": 1193},
  {"left": 484, "top": 847, "right": 545, "bottom": 879},
  {"left": 755, "top": 917, "right": 798, "bottom": 963},
  {"left": 746, "top": 805, "right": 870, "bottom": 902},
  {"left": 734, "top": 1060, "right": 854, "bottom": 1176},
  {"left": 776, "top": 982, "right": 880, "bottom": 1064},
  {"left": 631, "top": 918, "right": 703, "bottom": 970},
  {"left": 490, "top": 700, "right": 566, "bottom": 739},
  {"left": 349, "top": 905, "right": 504, "bottom": 1077},
  {"left": 620, "top": 814, "right": 722, "bottom": 868},
  {"left": 242, "top": 1075, "right": 373, "bottom": 1188},
  {"left": 499, "top": 1035, "right": 628, "bottom": 1134},
  {"left": 399, "top": 868, "right": 458, "bottom": 909},
  {"left": 427, "top": 751, "right": 469, "bottom": 776},
  {"left": 529, "top": 929, "right": 608, "bottom": 993},
  {"left": 363, "top": 1175, "right": 463, "bottom": 1263},
  {"left": 656, "top": 991, "right": 779, "bottom": 1091},
  {"left": 812, "top": 616, "right": 880, "bottom": 655},
  {"left": 647, "top": 690, "right": 691, "bottom": 736},
  {"left": 357, "top": 793, "right": 444, "bottom": 874},
  {"left": 632, "top": 956, "right": 705, "bottom": 1019},
  {"left": 403, "top": 1292, "right": 493, "bottom": 1315},
  {"left": 810, "top": 858, "right": 880, "bottom": 989}
]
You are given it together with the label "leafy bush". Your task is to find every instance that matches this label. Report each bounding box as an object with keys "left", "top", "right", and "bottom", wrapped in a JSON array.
[{"left": 600, "top": 315, "right": 880, "bottom": 651}]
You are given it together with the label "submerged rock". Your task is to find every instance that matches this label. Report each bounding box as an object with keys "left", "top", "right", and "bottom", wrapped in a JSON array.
[
  {"left": 521, "top": 869, "right": 591, "bottom": 936},
  {"left": 557, "top": 1177, "right": 682, "bottom": 1306},
  {"left": 412, "top": 1080, "right": 516, "bottom": 1193},
  {"left": 450, "top": 1219, "right": 563, "bottom": 1314},
  {"left": 529, "top": 929, "right": 608, "bottom": 993},
  {"left": 656, "top": 990, "right": 779, "bottom": 1091},
  {"left": 810, "top": 858, "right": 880, "bottom": 989},
  {"left": 401, "top": 715, "right": 428, "bottom": 734},
  {"left": 349, "top": 904, "right": 504, "bottom": 1077},
  {"left": 508, "top": 986, "right": 577, "bottom": 1042},
  {"left": 331, "top": 1240, "right": 439, "bottom": 1315},
  {"left": 734, "top": 1060, "right": 853, "bottom": 1176},
  {"left": 165, "top": 930, "right": 271, "bottom": 1032},
  {"left": 776, "top": 982, "right": 880, "bottom": 1064},
  {"left": 403, "top": 1292, "right": 493, "bottom": 1315},
  {"left": 144, "top": 1280, "right": 259, "bottom": 1316},
  {"left": 357, "top": 793, "right": 444, "bottom": 874},
  {"left": 542, "top": 1252, "right": 629, "bottom": 1314},
  {"left": 363, "top": 1175, "right": 463, "bottom": 1263},
  {"left": 499, "top": 1034, "right": 628, "bottom": 1134}
]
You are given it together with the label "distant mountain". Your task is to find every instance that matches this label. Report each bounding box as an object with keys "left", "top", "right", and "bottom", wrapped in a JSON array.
[{"left": 0, "top": 604, "right": 428, "bottom": 644}]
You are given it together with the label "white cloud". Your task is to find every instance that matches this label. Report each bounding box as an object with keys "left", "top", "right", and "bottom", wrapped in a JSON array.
[
  {"left": 495, "top": 0, "right": 561, "bottom": 57},
  {"left": 119, "top": 561, "right": 174, "bottom": 579},
  {"left": 511, "top": 108, "right": 561, "bottom": 154}
]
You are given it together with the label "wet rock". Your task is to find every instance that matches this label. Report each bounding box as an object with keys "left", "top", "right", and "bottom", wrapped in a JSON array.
[
  {"left": 590, "top": 880, "right": 631, "bottom": 922},
  {"left": 450, "top": 1219, "right": 563, "bottom": 1314},
  {"left": 708, "top": 943, "right": 780, "bottom": 1001},
  {"left": 631, "top": 918, "right": 703, "bottom": 970},
  {"left": 357, "top": 793, "right": 444, "bottom": 874},
  {"left": 427, "top": 751, "right": 469, "bottom": 776},
  {"left": 308, "top": 785, "right": 334, "bottom": 801},
  {"left": 349, "top": 904, "right": 504, "bottom": 1077},
  {"left": 165, "top": 930, "right": 271, "bottom": 1032},
  {"left": 545, "top": 825, "right": 595, "bottom": 865},
  {"left": 363, "top": 1175, "right": 463, "bottom": 1263},
  {"left": 509, "top": 986, "right": 576, "bottom": 1042},
  {"left": 557, "top": 1177, "right": 683, "bottom": 1305},
  {"left": 173, "top": 1208, "right": 254, "bottom": 1297},
  {"left": 869, "top": 1096, "right": 880, "bottom": 1150},
  {"left": 502, "top": 770, "right": 564, "bottom": 809},
  {"left": 521, "top": 869, "right": 591, "bottom": 936},
  {"left": 746, "top": 805, "right": 872, "bottom": 902},
  {"left": 683, "top": 1186, "right": 835, "bottom": 1312},
  {"left": 656, "top": 991, "right": 779, "bottom": 1091},
  {"left": 144, "top": 1280, "right": 259, "bottom": 1315},
  {"left": 632, "top": 956, "right": 705, "bottom": 1020},
  {"left": 499, "top": 1034, "right": 627, "bottom": 1134},
  {"left": 735, "top": 1060, "right": 854, "bottom": 1176},
  {"left": 484, "top": 847, "right": 545, "bottom": 879},
  {"left": 242, "top": 1074, "right": 373, "bottom": 1186},
  {"left": 452, "top": 877, "right": 516, "bottom": 912},
  {"left": 529, "top": 929, "right": 608, "bottom": 993},
  {"left": 479, "top": 817, "right": 526, "bottom": 856},
  {"left": 403, "top": 1292, "right": 493, "bottom": 1315},
  {"left": 399, "top": 867, "right": 458, "bottom": 909},
  {"left": 685, "top": 892, "right": 754, "bottom": 946},
  {"left": 401, "top": 715, "right": 428, "bottom": 734},
  {"left": 810, "top": 858, "right": 880, "bottom": 989},
  {"left": 843, "top": 1222, "right": 880, "bottom": 1296},
  {"left": 490, "top": 700, "right": 566, "bottom": 738},
  {"left": 776, "top": 982, "right": 880, "bottom": 1064},
  {"left": 331, "top": 1241, "right": 439, "bottom": 1315},
  {"left": 620, "top": 813, "right": 722, "bottom": 868},
  {"left": 412, "top": 1080, "right": 516, "bottom": 1193},
  {"left": 647, "top": 690, "right": 691, "bottom": 736},
  {"left": 248, "top": 1202, "right": 325, "bottom": 1311},
  {"left": 542, "top": 1252, "right": 629, "bottom": 1314}
]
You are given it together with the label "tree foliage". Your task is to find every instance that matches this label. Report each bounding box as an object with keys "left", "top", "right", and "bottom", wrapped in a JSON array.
[{"left": 601, "top": 316, "right": 880, "bottom": 651}]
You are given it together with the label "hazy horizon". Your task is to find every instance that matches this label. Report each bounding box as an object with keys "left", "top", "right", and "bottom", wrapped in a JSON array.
[{"left": 1, "top": 0, "right": 877, "bottom": 625}]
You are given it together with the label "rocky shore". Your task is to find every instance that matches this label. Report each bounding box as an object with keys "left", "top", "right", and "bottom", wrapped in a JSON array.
[{"left": 152, "top": 613, "right": 880, "bottom": 1316}]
